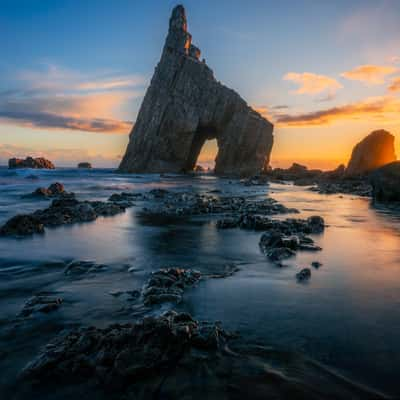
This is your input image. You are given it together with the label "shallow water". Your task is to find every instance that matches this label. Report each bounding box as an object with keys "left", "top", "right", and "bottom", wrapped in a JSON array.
[{"left": 0, "top": 167, "right": 399, "bottom": 398}]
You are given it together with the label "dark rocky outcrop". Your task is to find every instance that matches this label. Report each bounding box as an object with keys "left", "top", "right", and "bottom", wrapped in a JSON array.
[
  {"left": 8, "top": 156, "right": 55, "bottom": 169},
  {"left": 0, "top": 194, "right": 135, "bottom": 237},
  {"left": 24, "top": 182, "right": 68, "bottom": 199},
  {"left": 77, "top": 162, "right": 92, "bottom": 169},
  {"left": 119, "top": 5, "right": 273, "bottom": 177},
  {"left": 370, "top": 161, "right": 400, "bottom": 201},
  {"left": 345, "top": 130, "right": 396, "bottom": 177}
]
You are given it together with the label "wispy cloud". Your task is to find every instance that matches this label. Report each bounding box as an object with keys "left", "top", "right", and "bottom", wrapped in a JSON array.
[
  {"left": 0, "top": 63, "right": 146, "bottom": 133},
  {"left": 388, "top": 77, "right": 400, "bottom": 93},
  {"left": 283, "top": 72, "right": 342, "bottom": 98},
  {"left": 341, "top": 64, "right": 398, "bottom": 85},
  {"left": 275, "top": 95, "right": 400, "bottom": 127}
]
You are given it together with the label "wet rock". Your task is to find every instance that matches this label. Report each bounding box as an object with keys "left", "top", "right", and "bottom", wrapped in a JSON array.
[
  {"left": 194, "top": 165, "right": 205, "bottom": 173},
  {"left": 8, "top": 156, "right": 55, "bottom": 169},
  {"left": 346, "top": 130, "right": 396, "bottom": 177},
  {"left": 307, "top": 215, "right": 325, "bottom": 233},
  {"left": 296, "top": 268, "right": 311, "bottom": 281},
  {"left": 142, "top": 268, "right": 201, "bottom": 305},
  {"left": 0, "top": 214, "right": 45, "bottom": 236},
  {"left": 267, "top": 247, "right": 296, "bottom": 261},
  {"left": 1, "top": 194, "right": 132, "bottom": 236},
  {"left": 143, "top": 190, "right": 298, "bottom": 218},
  {"left": 370, "top": 161, "right": 400, "bottom": 202},
  {"left": 26, "top": 182, "right": 69, "bottom": 198},
  {"left": 118, "top": 6, "right": 273, "bottom": 177},
  {"left": 19, "top": 294, "right": 62, "bottom": 317},
  {"left": 311, "top": 261, "right": 323, "bottom": 268},
  {"left": 20, "top": 311, "right": 231, "bottom": 391},
  {"left": 310, "top": 180, "right": 372, "bottom": 197},
  {"left": 64, "top": 260, "right": 107, "bottom": 275},
  {"left": 77, "top": 162, "right": 92, "bottom": 169}
]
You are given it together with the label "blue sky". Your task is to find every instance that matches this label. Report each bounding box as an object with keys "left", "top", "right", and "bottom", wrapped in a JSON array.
[{"left": 1, "top": 0, "right": 399, "bottom": 168}]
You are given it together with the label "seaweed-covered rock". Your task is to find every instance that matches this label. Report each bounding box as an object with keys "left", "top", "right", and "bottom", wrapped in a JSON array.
[
  {"left": 0, "top": 215, "right": 45, "bottom": 236},
  {"left": 142, "top": 268, "right": 201, "bottom": 305}
]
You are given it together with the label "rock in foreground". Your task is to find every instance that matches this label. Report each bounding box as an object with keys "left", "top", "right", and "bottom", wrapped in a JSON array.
[
  {"left": 19, "top": 311, "right": 385, "bottom": 400},
  {"left": 345, "top": 130, "right": 396, "bottom": 176},
  {"left": 370, "top": 161, "right": 400, "bottom": 202},
  {"left": 119, "top": 5, "right": 273, "bottom": 177},
  {"left": 8, "top": 156, "right": 55, "bottom": 169}
]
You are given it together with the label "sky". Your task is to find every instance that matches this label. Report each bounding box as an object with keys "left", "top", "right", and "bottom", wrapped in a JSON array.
[{"left": 0, "top": 0, "right": 400, "bottom": 169}]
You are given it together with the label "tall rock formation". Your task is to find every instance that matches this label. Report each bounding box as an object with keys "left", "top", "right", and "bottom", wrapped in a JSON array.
[
  {"left": 119, "top": 5, "right": 273, "bottom": 176},
  {"left": 345, "top": 130, "right": 396, "bottom": 176}
]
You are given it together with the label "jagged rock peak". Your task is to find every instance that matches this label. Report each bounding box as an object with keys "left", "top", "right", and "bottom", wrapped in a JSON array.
[{"left": 165, "top": 5, "right": 200, "bottom": 60}]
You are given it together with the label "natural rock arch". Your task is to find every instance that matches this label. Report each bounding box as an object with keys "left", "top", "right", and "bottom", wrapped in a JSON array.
[{"left": 119, "top": 5, "right": 274, "bottom": 176}]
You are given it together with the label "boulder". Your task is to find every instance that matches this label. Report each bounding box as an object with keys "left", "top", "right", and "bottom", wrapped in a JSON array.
[
  {"left": 0, "top": 215, "right": 45, "bottom": 236},
  {"left": 8, "top": 156, "right": 55, "bottom": 169},
  {"left": 346, "top": 130, "right": 396, "bottom": 176},
  {"left": 119, "top": 5, "right": 273, "bottom": 177},
  {"left": 370, "top": 161, "right": 400, "bottom": 201},
  {"left": 77, "top": 162, "right": 92, "bottom": 169}
]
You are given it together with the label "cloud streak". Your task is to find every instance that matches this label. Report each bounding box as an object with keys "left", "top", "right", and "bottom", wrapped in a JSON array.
[
  {"left": 388, "top": 77, "right": 400, "bottom": 92},
  {"left": 341, "top": 64, "right": 398, "bottom": 85},
  {"left": 283, "top": 72, "right": 342, "bottom": 97},
  {"left": 275, "top": 96, "right": 400, "bottom": 126},
  {"left": 0, "top": 64, "right": 145, "bottom": 134}
]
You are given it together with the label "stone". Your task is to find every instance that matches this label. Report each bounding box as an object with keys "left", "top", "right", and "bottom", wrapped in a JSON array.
[
  {"left": 0, "top": 215, "right": 45, "bottom": 236},
  {"left": 311, "top": 261, "right": 322, "bottom": 268},
  {"left": 370, "top": 161, "right": 400, "bottom": 201},
  {"left": 8, "top": 156, "right": 55, "bottom": 169},
  {"left": 142, "top": 268, "right": 201, "bottom": 305},
  {"left": 296, "top": 268, "right": 311, "bottom": 281},
  {"left": 345, "top": 130, "right": 396, "bottom": 176},
  {"left": 27, "top": 182, "right": 67, "bottom": 198},
  {"left": 77, "top": 162, "right": 92, "bottom": 169},
  {"left": 19, "top": 295, "right": 62, "bottom": 317},
  {"left": 119, "top": 5, "right": 273, "bottom": 177}
]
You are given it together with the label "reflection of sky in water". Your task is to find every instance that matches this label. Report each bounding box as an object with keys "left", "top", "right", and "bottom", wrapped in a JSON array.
[{"left": 0, "top": 167, "right": 399, "bottom": 396}]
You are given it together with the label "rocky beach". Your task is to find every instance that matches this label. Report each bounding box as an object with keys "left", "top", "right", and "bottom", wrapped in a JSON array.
[{"left": 0, "top": 167, "right": 399, "bottom": 399}]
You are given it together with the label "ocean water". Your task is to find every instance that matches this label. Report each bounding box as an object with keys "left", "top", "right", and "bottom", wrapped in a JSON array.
[{"left": 0, "top": 166, "right": 399, "bottom": 398}]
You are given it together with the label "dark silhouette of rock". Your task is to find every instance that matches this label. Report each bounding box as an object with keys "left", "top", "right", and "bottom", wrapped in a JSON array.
[
  {"left": 119, "top": 5, "right": 273, "bottom": 177},
  {"left": 346, "top": 130, "right": 396, "bottom": 176},
  {"left": 370, "top": 161, "right": 400, "bottom": 201},
  {"left": 77, "top": 162, "right": 92, "bottom": 169},
  {"left": 0, "top": 215, "right": 45, "bottom": 236},
  {"left": 8, "top": 156, "right": 55, "bottom": 169}
]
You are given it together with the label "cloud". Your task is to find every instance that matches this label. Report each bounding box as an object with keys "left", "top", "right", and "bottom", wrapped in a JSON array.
[
  {"left": 283, "top": 72, "right": 342, "bottom": 97},
  {"left": 341, "top": 64, "right": 398, "bottom": 85},
  {"left": 388, "top": 77, "right": 400, "bottom": 92},
  {"left": 0, "top": 64, "right": 145, "bottom": 133},
  {"left": 275, "top": 96, "right": 400, "bottom": 127}
]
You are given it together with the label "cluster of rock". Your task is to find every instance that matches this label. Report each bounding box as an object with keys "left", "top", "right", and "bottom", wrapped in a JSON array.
[
  {"left": 0, "top": 192, "right": 134, "bottom": 237},
  {"left": 266, "top": 130, "right": 398, "bottom": 200},
  {"left": 18, "top": 294, "right": 63, "bottom": 318},
  {"left": 119, "top": 5, "right": 273, "bottom": 177},
  {"left": 141, "top": 189, "right": 297, "bottom": 217},
  {"left": 217, "top": 214, "right": 324, "bottom": 233},
  {"left": 142, "top": 268, "right": 201, "bottom": 305},
  {"left": 24, "top": 182, "right": 69, "bottom": 199},
  {"left": 258, "top": 216, "right": 324, "bottom": 262},
  {"left": 77, "top": 162, "right": 92, "bottom": 169},
  {"left": 8, "top": 157, "right": 55, "bottom": 169},
  {"left": 20, "top": 311, "right": 232, "bottom": 390}
]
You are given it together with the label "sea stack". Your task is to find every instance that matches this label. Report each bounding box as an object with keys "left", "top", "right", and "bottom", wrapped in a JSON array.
[
  {"left": 345, "top": 130, "right": 396, "bottom": 176},
  {"left": 8, "top": 157, "right": 55, "bottom": 169},
  {"left": 119, "top": 5, "right": 273, "bottom": 177}
]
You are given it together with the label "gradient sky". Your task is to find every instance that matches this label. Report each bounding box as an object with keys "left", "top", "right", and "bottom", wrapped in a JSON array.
[{"left": 1, "top": 0, "right": 400, "bottom": 169}]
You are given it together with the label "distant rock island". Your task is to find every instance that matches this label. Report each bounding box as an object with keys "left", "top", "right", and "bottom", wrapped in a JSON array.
[
  {"left": 8, "top": 157, "right": 55, "bottom": 169},
  {"left": 345, "top": 129, "right": 396, "bottom": 176},
  {"left": 119, "top": 5, "right": 273, "bottom": 177},
  {"left": 77, "top": 162, "right": 92, "bottom": 169}
]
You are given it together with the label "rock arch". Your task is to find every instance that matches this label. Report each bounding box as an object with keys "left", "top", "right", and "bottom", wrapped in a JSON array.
[{"left": 119, "top": 5, "right": 274, "bottom": 177}]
